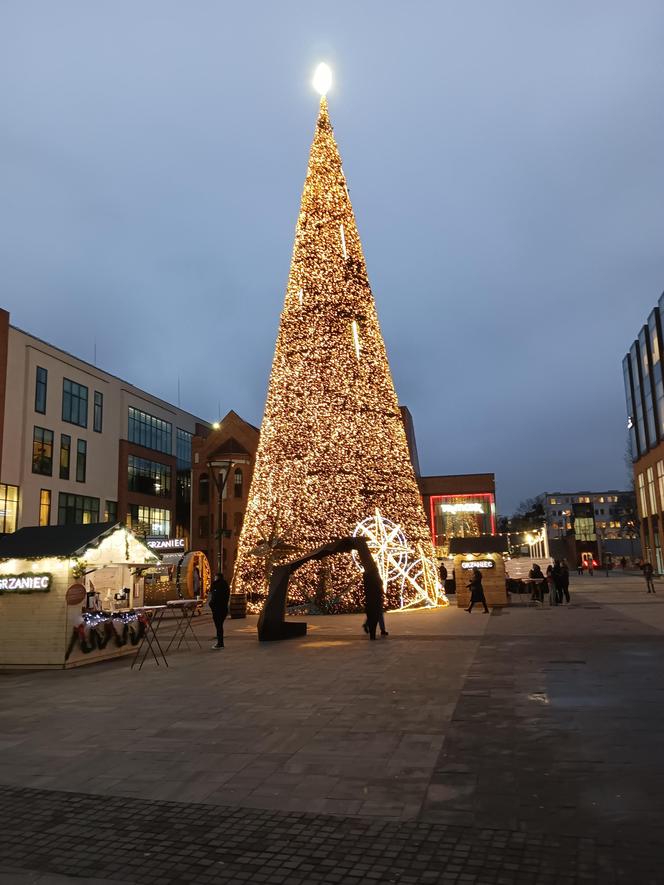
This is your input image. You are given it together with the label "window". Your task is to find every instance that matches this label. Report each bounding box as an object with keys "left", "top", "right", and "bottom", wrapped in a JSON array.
[
  {"left": 32, "top": 427, "right": 54, "bottom": 476},
  {"left": 176, "top": 428, "right": 193, "bottom": 469},
  {"left": 549, "top": 498, "right": 557, "bottom": 505},
  {"left": 128, "top": 406, "right": 172, "bottom": 454},
  {"left": 58, "top": 493, "right": 100, "bottom": 525},
  {"left": 76, "top": 439, "right": 87, "bottom": 483},
  {"left": 60, "top": 434, "right": 71, "bottom": 480},
  {"left": 39, "top": 489, "right": 51, "bottom": 526},
  {"left": 234, "top": 468, "right": 243, "bottom": 498},
  {"left": 127, "top": 504, "right": 171, "bottom": 537},
  {"left": 105, "top": 500, "right": 118, "bottom": 523},
  {"left": 0, "top": 484, "right": 18, "bottom": 533},
  {"left": 657, "top": 462, "right": 664, "bottom": 512},
  {"left": 93, "top": 391, "right": 103, "bottom": 433},
  {"left": 638, "top": 473, "right": 648, "bottom": 519},
  {"left": 128, "top": 455, "right": 171, "bottom": 497},
  {"left": 35, "top": 367, "right": 47, "bottom": 414},
  {"left": 198, "top": 515, "right": 209, "bottom": 537},
  {"left": 62, "top": 379, "right": 88, "bottom": 427},
  {"left": 199, "top": 473, "right": 209, "bottom": 505},
  {"left": 647, "top": 466, "right": 657, "bottom": 515}
]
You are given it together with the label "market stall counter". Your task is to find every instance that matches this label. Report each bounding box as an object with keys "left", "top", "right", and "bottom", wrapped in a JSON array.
[
  {"left": 0, "top": 523, "right": 160, "bottom": 669},
  {"left": 449, "top": 535, "right": 509, "bottom": 608}
]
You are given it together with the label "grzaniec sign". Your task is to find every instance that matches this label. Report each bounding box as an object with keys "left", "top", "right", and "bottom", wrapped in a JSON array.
[
  {"left": 460, "top": 560, "right": 495, "bottom": 570},
  {"left": 0, "top": 573, "right": 52, "bottom": 593}
]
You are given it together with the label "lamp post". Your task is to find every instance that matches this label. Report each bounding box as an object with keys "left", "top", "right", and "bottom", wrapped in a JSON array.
[{"left": 207, "top": 457, "right": 249, "bottom": 578}]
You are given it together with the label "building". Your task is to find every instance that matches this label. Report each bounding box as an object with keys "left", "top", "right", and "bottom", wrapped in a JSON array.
[
  {"left": 418, "top": 473, "right": 497, "bottom": 557},
  {"left": 0, "top": 309, "right": 209, "bottom": 543},
  {"left": 191, "top": 411, "right": 259, "bottom": 582},
  {"left": 623, "top": 291, "right": 664, "bottom": 569},
  {"left": 543, "top": 491, "right": 636, "bottom": 540}
]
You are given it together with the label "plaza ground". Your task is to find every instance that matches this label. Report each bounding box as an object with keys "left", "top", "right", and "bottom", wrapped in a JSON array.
[{"left": 1, "top": 572, "right": 663, "bottom": 884}]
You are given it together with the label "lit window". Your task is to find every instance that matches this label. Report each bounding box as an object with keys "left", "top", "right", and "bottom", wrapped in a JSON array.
[
  {"left": 32, "top": 427, "right": 54, "bottom": 476},
  {"left": 0, "top": 484, "right": 18, "bottom": 533},
  {"left": 128, "top": 455, "right": 171, "bottom": 497},
  {"left": 39, "top": 489, "right": 51, "bottom": 526},
  {"left": 58, "top": 493, "right": 100, "bottom": 525},
  {"left": 128, "top": 406, "right": 172, "bottom": 454}
]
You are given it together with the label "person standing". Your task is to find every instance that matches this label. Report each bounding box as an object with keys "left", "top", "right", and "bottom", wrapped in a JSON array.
[
  {"left": 439, "top": 561, "right": 448, "bottom": 591},
  {"left": 550, "top": 561, "right": 562, "bottom": 605},
  {"left": 620, "top": 556, "right": 627, "bottom": 570},
  {"left": 466, "top": 567, "right": 489, "bottom": 613},
  {"left": 193, "top": 564, "right": 201, "bottom": 600},
  {"left": 643, "top": 561, "right": 656, "bottom": 594},
  {"left": 208, "top": 572, "right": 230, "bottom": 649},
  {"left": 559, "top": 560, "right": 570, "bottom": 604},
  {"left": 577, "top": 561, "right": 583, "bottom": 576},
  {"left": 529, "top": 563, "right": 545, "bottom": 604}
]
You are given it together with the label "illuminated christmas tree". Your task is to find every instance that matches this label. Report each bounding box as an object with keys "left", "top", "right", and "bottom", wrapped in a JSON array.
[{"left": 234, "top": 66, "right": 444, "bottom": 612}]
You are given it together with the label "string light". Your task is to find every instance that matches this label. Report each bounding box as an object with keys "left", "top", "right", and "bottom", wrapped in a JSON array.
[{"left": 234, "top": 85, "right": 439, "bottom": 612}]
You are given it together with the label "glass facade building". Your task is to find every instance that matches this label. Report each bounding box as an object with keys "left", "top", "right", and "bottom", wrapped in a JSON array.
[{"left": 623, "top": 292, "right": 664, "bottom": 571}]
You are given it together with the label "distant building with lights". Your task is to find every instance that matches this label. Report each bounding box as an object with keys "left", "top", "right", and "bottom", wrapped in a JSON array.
[
  {"left": 543, "top": 490, "right": 638, "bottom": 565},
  {"left": 0, "top": 308, "right": 210, "bottom": 545},
  {"left": 623, "top": 291, "right": 664, "bottom": 569}
]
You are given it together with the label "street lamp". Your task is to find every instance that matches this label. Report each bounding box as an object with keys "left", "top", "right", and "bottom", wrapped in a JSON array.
[{"left": 207, "top": 457, "right": 250, "bottom": 577}]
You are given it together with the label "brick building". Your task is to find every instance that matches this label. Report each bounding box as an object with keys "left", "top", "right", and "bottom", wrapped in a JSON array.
[{"left": 191, "top": 411, "right": 259, "bottom": 581}]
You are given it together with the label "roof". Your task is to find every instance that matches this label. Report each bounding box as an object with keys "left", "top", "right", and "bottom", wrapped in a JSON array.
[
  {"left": 449, "top": 535, "right": 508, "bottom": 555},
  {"left": 418, "top": 473, "right": 496, "bottom": 496},
  {"left": 0, "top": 523, "right": 121, "bottom": 560}
]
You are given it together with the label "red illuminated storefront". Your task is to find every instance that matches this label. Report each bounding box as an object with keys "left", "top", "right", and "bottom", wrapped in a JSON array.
[{"left": 418, "top": 474, "right": 497, "bottom": 556}]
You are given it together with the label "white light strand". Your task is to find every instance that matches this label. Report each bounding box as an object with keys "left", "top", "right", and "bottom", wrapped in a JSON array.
[
  {"left": 353, "top": 509, "right": 448, "bottom": 610},
  {"left": 351, "top": 320, "right": 361, "bottom": 361}
]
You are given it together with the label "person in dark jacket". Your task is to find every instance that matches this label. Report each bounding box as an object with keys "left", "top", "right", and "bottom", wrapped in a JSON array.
[
  {"left": 643, "top": 561, "right": 656, "bottom": 594},
  {"left": 466, "top": 567, "right": 489, "bottom": 613},
  {"left": 528, "top": 563, "right": 545, "bottom": 603},
  {"left": 363, "top": 562, "right": 385, "bottom": 640},
  {"left": 208, "top": 573, "right": 230, "bottom": 649},
  {"left": 559, "top": 561, "right": 571, "bottom": 604}
]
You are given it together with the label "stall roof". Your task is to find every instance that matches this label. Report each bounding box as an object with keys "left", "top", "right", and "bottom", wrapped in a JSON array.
[
  {"left": 449, "top": 535, "right": 509, "bottom": 555},
  {"left": 0, "top": 522, "right": 121, "bottom": 560}
]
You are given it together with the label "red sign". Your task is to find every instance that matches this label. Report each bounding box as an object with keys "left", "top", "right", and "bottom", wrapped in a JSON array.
[{"left": 66, "top": 583, "right": 86, "bottom": 606}]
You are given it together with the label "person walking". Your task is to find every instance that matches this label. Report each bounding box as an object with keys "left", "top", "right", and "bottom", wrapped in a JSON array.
[
  {"left": 559, "top": 560, "right": 570, "bottom": 604},
  {"left": 545, "top": 563, "right": 555, "bottom": 605},
  {"left": 577, "top": 561, "right": 583, "bottom": 576},
  {"left": 620, "top": 556, "right": 627, "bottom": 570},
  {"left": 643, "top": 561, "right": 656, "bottom": 594},
  {"left": 587, "top": 557, "right": 594, "bottom": 577},
  {"left": 466, "top": 567, "right": 489, "bottom": 613},
  {"left": 208, "top": 572, "right": 230, "bottom": 649},
  {"left": 362, "top": 563, "right": 386, "bottom": 639},
  {"left": 439, "top": 561, "right": 448, "bottom": 591}
]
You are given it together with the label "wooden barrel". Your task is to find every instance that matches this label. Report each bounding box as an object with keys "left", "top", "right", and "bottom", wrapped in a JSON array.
[{"left": 229, "top": 592, "right": 247, "bottom": 619}]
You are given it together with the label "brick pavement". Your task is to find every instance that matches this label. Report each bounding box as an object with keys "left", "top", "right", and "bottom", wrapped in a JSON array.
[{"left": 0, "top": 573, "right": 663, "bottom": 883}]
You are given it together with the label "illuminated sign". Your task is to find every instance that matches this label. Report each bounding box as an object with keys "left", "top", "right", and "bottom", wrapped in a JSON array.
[
  {"left": 460, "top": 560, "right": 494, "bottom": 570},
  {"left": 0, "top": 573, "right": 52, "bottom": 593},
  {"left": 440, "top": 503, "right": 484, "bottom": 514},
  {"left": 147, "top": 537, "right": 186, "bottom": 553}
]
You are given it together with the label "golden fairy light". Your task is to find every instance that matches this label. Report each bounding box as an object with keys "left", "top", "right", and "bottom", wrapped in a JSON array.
[{"left": 234, "top": 70, "right": 440, "bottom": 612}]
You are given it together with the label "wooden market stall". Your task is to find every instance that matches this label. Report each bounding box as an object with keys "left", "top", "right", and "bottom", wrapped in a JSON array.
[
  {"left": 449, "top": 536, "right": 509, "bottom": 608},
  {"left": 0, "top": 523, "right": 159, "bottom": 669},
  {"left": 142, "top": 550, "right": 211, "bottom": 605}
]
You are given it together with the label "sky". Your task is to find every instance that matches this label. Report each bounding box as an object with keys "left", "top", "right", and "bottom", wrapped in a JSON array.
[{"left": 2, "top": 1, "right": 663, "bottom": 513}]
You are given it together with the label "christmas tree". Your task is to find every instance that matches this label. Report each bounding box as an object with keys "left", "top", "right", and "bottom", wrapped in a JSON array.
[{"left": 234, "top": 67, "right": 443, "bottom": 612}]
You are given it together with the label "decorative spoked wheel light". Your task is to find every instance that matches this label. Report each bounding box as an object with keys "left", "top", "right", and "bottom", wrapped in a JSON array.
[{"left": 352, "top": 509, "right": 447, "bottom": 609}]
